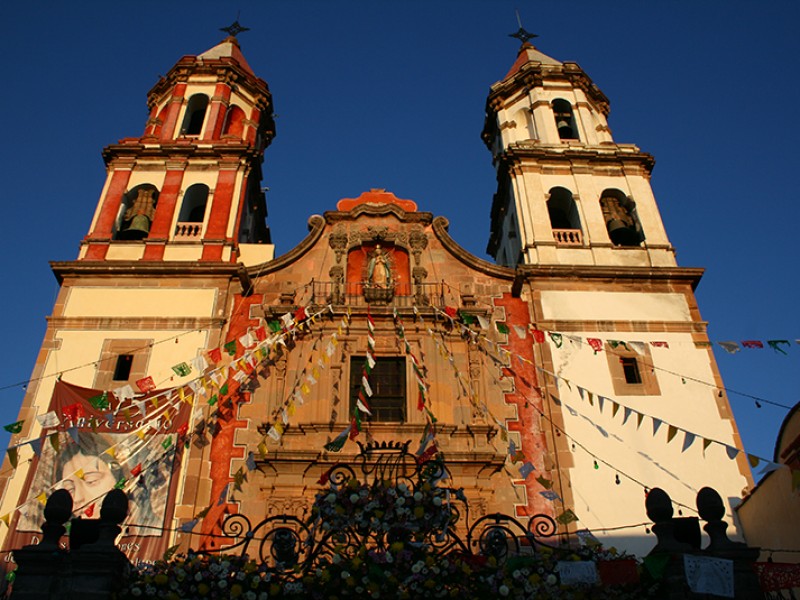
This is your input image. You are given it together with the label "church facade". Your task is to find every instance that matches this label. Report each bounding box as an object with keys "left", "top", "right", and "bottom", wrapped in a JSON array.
[{"left": 0, "top": 35, "right": 752, "bottom": 564}]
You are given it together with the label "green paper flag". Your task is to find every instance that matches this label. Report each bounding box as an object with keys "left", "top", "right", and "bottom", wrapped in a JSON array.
[
  {"left": 324, "top": 432, "right": 348, "bottom": 453},
  {"left": 162, "top": 436, "right": 173, "bottom": 450},
  {"left": 219, "top": 383, "right": 229, "bottom": 396},
  {"left": 556, "top": 508, "right": 579, "bottom": 525},
  {"left": 224, "top": 341, "right": 237, "bottom": 356},
  {"left": 267, "top": 320, "right": 282, "bottom": 333},
  {"left": 114, "top": 477, "right": 127, "bottom": 490},
  {"left": 3, "top": 421, "right": 24, "bottom": 434},
  {"left": 459, "top": 312, "right": 476, "bottom": 325},
  {"left": 88, "top": 392, "right": 109, "bottom": 411},
  {"left": 643, "top": 553, "right": 671, "bottom": 580},
  {"left": 172, "top": 362, "right": 192, "bottom": 377},
  {"left": 549, "top": 332, "right": 563, "bottom": 348},
  {"left": 496, "top": 322, "right": 510, "bottom": 334},
  {"left": 767, "top": 340, "right": 791, "bottom": 355},
  {"left": 7, "top": 447, "right": 18, "bottom": 469},
  {"left": 208, "top": 394, "right": 218, "bottom": 406},
  {"left": 535, "top": 475, "right": 554, "bottom": 490}
]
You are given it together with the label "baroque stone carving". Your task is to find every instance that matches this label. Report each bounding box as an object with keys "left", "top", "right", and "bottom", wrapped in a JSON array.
[
  {"left": 328, "top": 225, "right": 349, "bottom": 264},
  {"left": 408, "top": 225, "right": 428, "bottom": 266}
]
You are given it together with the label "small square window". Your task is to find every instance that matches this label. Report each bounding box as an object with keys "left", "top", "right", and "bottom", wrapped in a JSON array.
[
  {"left": 113, "top": 355, "right": 134, "bottom": 381},
  {"left": 621, "top": 357, "right": 642, "bottom": 384},
  {"left": 350, "top": 357, "right": 406, "bottom": 422}
]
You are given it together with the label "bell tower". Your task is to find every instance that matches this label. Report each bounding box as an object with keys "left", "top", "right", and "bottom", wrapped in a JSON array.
[
  {"left": 82, "top": 35, "right": 275, "bottom": 265},
  {"left": 483, "top": 36, "right": 675, "bottom": 269}
]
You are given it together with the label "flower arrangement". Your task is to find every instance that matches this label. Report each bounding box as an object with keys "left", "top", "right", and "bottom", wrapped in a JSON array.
[
  {"left": 117, "top": 543, "right": 655, "bottom": 599},
  {"left": 310, "top": 476, "right": 453, "bottom": 539}
]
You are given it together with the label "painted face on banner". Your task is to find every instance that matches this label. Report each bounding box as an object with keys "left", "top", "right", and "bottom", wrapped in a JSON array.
[{"left": 60, "top": 453, "right": 117, "bottom": 516}]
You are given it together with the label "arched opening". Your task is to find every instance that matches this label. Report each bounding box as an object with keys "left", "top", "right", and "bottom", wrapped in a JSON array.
[
  {"left": 178, "top": 184, "right": 209, "bottom": 223},
  {"left": 222, "top": 105, "right": 246, "bottom": 138},
  {"left": 547, "top": 187, "right": 582, "bottom": 246},
  {"left": 180, "top": 94, "right": 209, "bottom": 136},
  {"left": 115, "top": 184, "right": 159, "bottom": 240},
  {"left": 552, "top": 99, "right": 578, "bottom": 140},
  {"left": 600, "top": 189, "right": 645, "bottom": 246}
]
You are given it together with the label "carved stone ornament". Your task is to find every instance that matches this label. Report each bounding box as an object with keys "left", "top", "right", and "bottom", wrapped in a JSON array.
[
  {"left": 328, "top": 225, "right": 349, "bottom": 264},
  {"left": 408, "top": 225, "right": 428, "bottom": 266}
]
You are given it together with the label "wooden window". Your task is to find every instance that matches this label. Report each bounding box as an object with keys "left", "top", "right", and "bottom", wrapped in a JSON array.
[
  {"left": 112, "top": 355, "right": 134, "bottom": 381},
  {"left": 93, "top": 339, "right": 151, "bottom": 390},
  {"left": 350, "top": 357, "right": 406, "bottom": 422},
  {"left": 606, "top": 342, "right": 660, "bottom": 396}
]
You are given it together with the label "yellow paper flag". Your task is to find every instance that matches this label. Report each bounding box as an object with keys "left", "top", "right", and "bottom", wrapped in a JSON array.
[
  {"left": 36, "top": 492, "right": 47, "bottom": 506},
  {"left": 0, "top": 514, "right": 10, "bottom": 527},
  {"left": 75, "top": 468, "right": 85, "bottom": 479}
]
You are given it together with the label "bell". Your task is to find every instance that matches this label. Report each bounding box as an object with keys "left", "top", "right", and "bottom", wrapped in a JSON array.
[
  {"left": 118, "top": 214, "right": 151, "bottom": 240},
  {"left": 607, "top": 219, "right": 641, "bottom": 246},
  {"left": 556, "top": 120, "right": 574, "bottom": 139}
]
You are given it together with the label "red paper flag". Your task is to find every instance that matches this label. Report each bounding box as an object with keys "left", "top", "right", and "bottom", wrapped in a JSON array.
[
  {"left": 131, "top": 463, "right": 143, "bottom": 477},
  {"left": 742, "top": 340, "right": 764, "bottom": 349},
  {"left": 444, "top": 306, "right": 458, "bottom": 319},
  {"left": 587, "top": 338, "right": 603, "bottom": 353},
  {"left": 208, "top": 348, "right": 222, "bottom": 364},
  {"left": 136, "top": 376, "right": 155, "bottom": 393},
  {"left": 294, "top": 306, "right": 307, "bottom": 322},
  {"left": 531, "top": 329, "right": 545, "bottom": 344},
  {"left": 84, "top": 503, "right": 95, "bottom": 518},
  {"left": 254, "top": 326, "right": 267, "bottom": 342},
  {"left": 63, "top": 403, "right": 85, "bottom": 422}
]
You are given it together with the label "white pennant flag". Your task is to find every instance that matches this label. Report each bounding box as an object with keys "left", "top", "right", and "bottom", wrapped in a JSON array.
[
  {"left": 683, "top": 555, "right": 733, "bottom": 598},
  {"left": 326, "top": 342, "right": 336, "bottom": 357},
  {"left": 628, "top": 342, "right": 646, "bottom": 355},
  {"left": 356, "top": 399, "right": 372, "bottom": 415},
  {"left": 362, "top": 376, "right": 373, "bottom": 397},
  {"left": 134, "top": 399, "right": 147, "bottom": 417},
  {"left": 366, "top": 353, "right": 376, "bottom": 369},
  {"left": 294, "top": 389, "right": 305, "bottom": 406},
  {"left": 37, "top": 411, "right": 60, "bottom": 429},
  {"left": 267, "top": 427, "right": 281, "bottom": 441},
  {"left": 512, "top": 325, "right": 527, "bottom": 339},
  {"left": 114, "top": 384, "right": 136, "bottom": 403},
  {"left": 280, "top": 312, "right": 294, "bottom": 328},
  {"left": 477, "top": 315, "right": 489, "bottom": 330},
  {"left": 191, "top": 354, "right": 209, "bottom": 373}
]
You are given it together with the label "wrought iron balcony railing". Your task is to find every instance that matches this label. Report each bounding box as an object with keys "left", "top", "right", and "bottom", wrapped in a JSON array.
[{"left": 309, "top": 280, "right": 447, "bottom": 308}]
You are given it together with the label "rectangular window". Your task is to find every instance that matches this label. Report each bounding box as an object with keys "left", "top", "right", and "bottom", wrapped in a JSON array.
[
  {"left": 605, "top": 342, "right": 661, "bottom": 396},
  {"left": 113, "top": 354, "right": 134, "bottom": 381},
  {"left": 621, "top": 357, "right": 642, "bottom": 384},
  {"left": 350, "top": 357, "right": 406, "bottom": 422}
]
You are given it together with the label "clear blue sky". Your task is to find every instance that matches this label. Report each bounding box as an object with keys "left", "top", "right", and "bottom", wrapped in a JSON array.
[{"left": 0, "top": 1, "right": 797, "bottom": 481}]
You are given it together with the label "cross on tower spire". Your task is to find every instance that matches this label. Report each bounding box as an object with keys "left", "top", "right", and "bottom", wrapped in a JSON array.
[
  {"left": 509, "top": 9, "right": 537, "bottom": 45},
  {"left": 220, "top": 18, "right": 250, "bottom": 38}
]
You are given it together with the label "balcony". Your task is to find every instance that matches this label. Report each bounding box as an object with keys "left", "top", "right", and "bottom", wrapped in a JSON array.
[
  {"left": 552, "top": 228, "right": 583, "bottom": 246},
  {"left": 174, "top": 222, "right": 203, "bottom": 241},
  {"left": 309, "top": 280, "right": 446, "bottom": 308}
]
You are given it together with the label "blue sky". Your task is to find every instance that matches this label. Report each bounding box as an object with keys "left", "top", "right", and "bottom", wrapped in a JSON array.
[{"left": 0, "top": 1, "right": 797, "bottom": 479}]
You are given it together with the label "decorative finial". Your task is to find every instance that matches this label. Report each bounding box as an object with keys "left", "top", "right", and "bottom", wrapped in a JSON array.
[
  {"left": 509, "top": 9, "right": 537, "bottom": 45},
  {"left": 220, "top": 16, "right": 250, "bottom": 38}
]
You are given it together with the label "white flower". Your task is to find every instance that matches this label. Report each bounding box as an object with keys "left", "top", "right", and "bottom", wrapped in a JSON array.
[
  {"left": 396, "top": 497, "right": 405, "bottom": 506},
  {"left": 341, "top": 570, "right": 350, "bottom": 579},
  {"left": 546, "top": 574, "right": 557, "bottom": 585},
  {"left": 433, "top": 497, "right": 442, "bottom": 506},
  {"left": 218, "top": 580, "right": 227, "bottom": 589},
  {"left": 499, "top": 585, "right": 510, "bottom": 596},
  {"left": 350, "top": 493, "right": 360, "bottom": 503},
  {"left": 326, "top": 493, "right": 337, "bottom": 503},
  {"left": 411, "top": 561, "right": 424, "bottom": 573},
  {"left": 414, "top": 492, "right": 423, "bottom": 501}
]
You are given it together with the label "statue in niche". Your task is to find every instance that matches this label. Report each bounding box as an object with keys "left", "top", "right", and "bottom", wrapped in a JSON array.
[{"left": 364, "top": 244, "right": 395, "bottom": 303}]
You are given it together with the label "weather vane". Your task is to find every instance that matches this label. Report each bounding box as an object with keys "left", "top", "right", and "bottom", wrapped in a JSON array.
[
  {"left": 508, "top": 9, "right": 537, "bottom": 45},
  {"left": 220, "top": 14, "right": 250, "bottom": 38}
]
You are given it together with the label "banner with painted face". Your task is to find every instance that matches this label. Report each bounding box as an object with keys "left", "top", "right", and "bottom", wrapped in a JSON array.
[{"left": 3, "top": 380, "right": 190, "bottom": 566}]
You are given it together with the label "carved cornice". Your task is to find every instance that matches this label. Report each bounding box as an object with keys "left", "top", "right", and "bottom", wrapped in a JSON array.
[
  {"left": 102, "top": 141, "right": 263, "bottom": 166},
  {"left": 324, "top": 203, "right": 433, "bottom": 225},
  {"left": 501, "top": 142, "right": 656, "bottom": 173},
  {"left": 514, "top": 265, "right": 705, "bottom": 290},
  {"left": 431, "top": 217, "right": 515, "bottom": 280},
  {"left": 51, "top": 260, "right": 243, "bottom": 284}
]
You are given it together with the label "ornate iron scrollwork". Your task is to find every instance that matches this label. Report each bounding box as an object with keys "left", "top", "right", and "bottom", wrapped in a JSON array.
[{"left": 208, "top": 440, "right": 557, "bottom": 573}]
